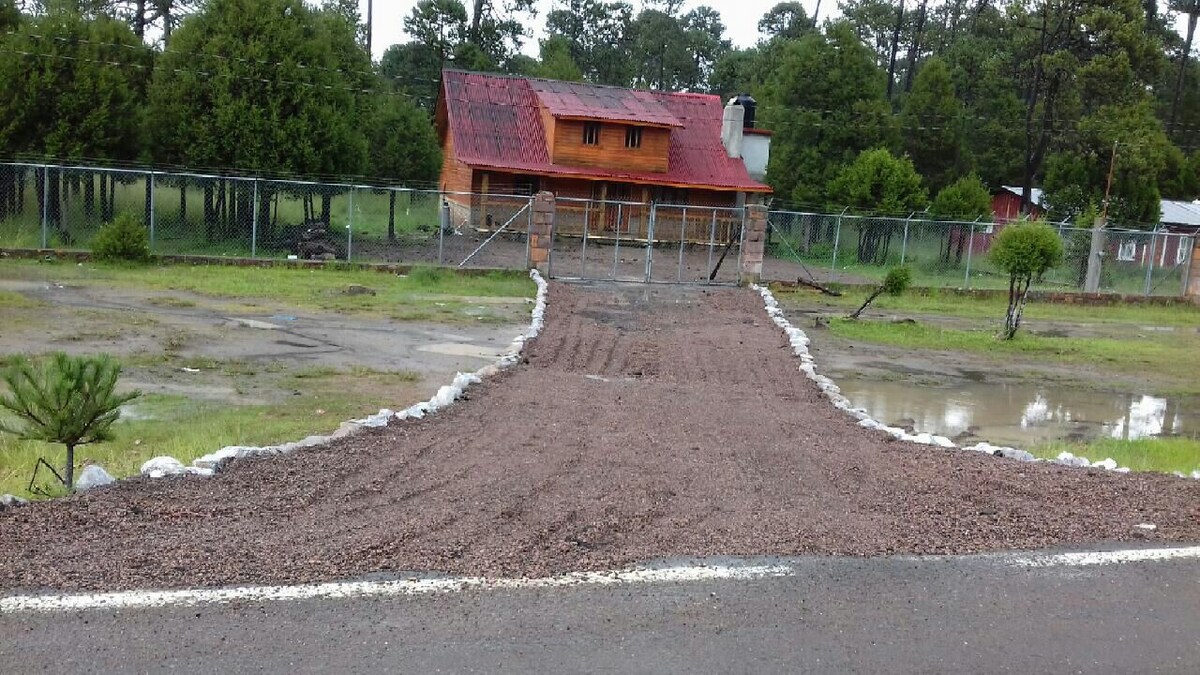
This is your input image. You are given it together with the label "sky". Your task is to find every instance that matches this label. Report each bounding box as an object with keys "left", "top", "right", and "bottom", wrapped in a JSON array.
[{"left": 360, "top": 0, "right": 821, "bottom": 61}]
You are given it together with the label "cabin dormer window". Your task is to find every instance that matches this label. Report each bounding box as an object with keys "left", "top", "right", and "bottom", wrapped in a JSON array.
[
  {"left": 583, "top": 122, "right": 601, "bottom": 145},
  {"left": 625, "top": 126, "right": 642, "bottom": 148}
]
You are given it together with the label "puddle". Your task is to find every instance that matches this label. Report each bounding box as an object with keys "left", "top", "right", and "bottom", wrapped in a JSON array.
[{"left": 836, "top": 379, "right": 1199, "bottom": 447}]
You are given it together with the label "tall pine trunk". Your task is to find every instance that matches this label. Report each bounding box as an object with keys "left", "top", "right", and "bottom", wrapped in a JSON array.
[{"left": 1171, "top": 10, "right": 1198, "bottom": 127}]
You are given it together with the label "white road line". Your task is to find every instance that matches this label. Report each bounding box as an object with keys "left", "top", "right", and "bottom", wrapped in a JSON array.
[
  {"left": 1006, "top": 545, "right": 1200, "bottom": 568},
  {"left": 0, "top": 564, "right": 793, "bottom": 614},
  {"left": 5, "top": 547, "right": 1200, "bottom": 614}
]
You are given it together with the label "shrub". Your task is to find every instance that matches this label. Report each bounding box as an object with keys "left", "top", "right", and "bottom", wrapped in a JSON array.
[
  {"left": 990, "top": 220, "right": 1064, "bottom": 339},
  {"left": 849, "top": 266, "right": 912, "bottom": 319},
  {"left": 92, "top": 213, "right": 151, "bottom": 263}
]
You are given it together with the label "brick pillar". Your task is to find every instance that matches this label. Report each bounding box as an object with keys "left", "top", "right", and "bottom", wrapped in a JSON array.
[
  {"left": 739, "top": 204, "right": 767, "bottom": 284},
  {"left": 1186, "top": 238, "right": 1200, "bottom": 300},
  {"left": 528, "top": 191, "right": 554, "bottom": 273}
]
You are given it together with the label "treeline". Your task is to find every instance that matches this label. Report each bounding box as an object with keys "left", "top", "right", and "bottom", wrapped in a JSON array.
[
  {"left": 3, "top": 0, "right": 1199, "bottom": 230},
  {"left": 0, "top": 0, "right": 441, "bottom": 184},
  {"left": 385, "top": 0, "right": 1200, "bottom": 226}
]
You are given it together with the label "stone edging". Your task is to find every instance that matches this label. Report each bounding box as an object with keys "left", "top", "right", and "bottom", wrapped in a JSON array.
[
  {"left": 747, "top": 283, "right": 1200, "bottom": 479},
  {"left": 134, "top": 269, "right": 550, "bottom": 481}
]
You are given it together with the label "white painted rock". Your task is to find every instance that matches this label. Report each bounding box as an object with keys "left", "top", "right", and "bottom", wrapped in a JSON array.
[
  {"left": 193, "top": 446, "right": 242, "bottom": 470},
  {"left": 1001, "top": 448, "right": 1037, "bottom": 462},
  {"left": 76, "top": 465, "right": 116, "bottom": 491},
  {"left": 1054, "top": 451, "right": 1090, "bottom": 468},
  {"left": 931, "top": 436, "right": 956, "bottom": 448},
  {"left": 140, "top": 456, "right": 187, "bottom": 478},
  {"left": 0, "top": 493, "right": 29, "bottom": 509},
  {"left": 1090, "top": 458, "right": 1119, "bottom": 471}
]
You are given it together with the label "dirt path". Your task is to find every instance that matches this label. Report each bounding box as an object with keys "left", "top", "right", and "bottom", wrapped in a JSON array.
[{"left": 2, "top": 283, "right": 1198, "bottom": 592}]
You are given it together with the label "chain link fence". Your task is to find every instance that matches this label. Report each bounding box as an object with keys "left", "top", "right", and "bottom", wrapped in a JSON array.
[
  {"left": 0, "top": 161, "right": 536, "bottom": 270},
  {"left": 3, "top": 161, "right": 1194, "bottom": 295},
  {"left": 765, "top": 209, "right": 1197, "bottom": 297}
]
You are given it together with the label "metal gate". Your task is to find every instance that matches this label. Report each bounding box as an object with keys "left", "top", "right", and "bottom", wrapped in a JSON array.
[{"left": 548, "top": 198, "right": 745, "bottom": 284}]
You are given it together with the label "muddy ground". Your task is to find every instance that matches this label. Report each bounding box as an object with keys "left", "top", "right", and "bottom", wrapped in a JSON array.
[
  {"left": 782, "top": 300, "right": 1200, "bottom": 447},
  {"left": 0, "top": 277, "right": 529, "bottom": 407},
  {"left": 1, "top": 282, "right": 1197, "bottom": 592}
]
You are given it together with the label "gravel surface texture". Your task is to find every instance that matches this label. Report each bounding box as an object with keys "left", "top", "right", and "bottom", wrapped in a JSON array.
[{"left": 2, "top": 282, "right": 1198, "bottom": 592}]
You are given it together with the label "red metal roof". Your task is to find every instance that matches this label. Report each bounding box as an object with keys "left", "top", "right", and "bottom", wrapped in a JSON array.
[
  {"left": 530, "top": 79, "right": 682, "bottom": 127},
  {"left": 440, "top": 70, "right": 771, "bottom": 193}
]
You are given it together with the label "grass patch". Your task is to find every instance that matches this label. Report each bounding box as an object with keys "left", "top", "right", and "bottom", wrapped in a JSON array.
[
  {"left": 144, "top": 295, "right": 198, "bottom": 308},
  {"left": 1034, "top": 437, "right": 1200, "bottom": 475},
  {"left": 0, "top": 289, "right": 40, "bottom": 308},
  {"left": 0, "top": 367, "right": 428, "bottom": 499},
  {"left": 781, "top": 287, "right": 1200, "bottom": 327},
  {"left": 0, "top": 260, "right": 533, "bottom": 321},
  {"left": 827, "top": 318, "right": 1199, "bottom": 393}
]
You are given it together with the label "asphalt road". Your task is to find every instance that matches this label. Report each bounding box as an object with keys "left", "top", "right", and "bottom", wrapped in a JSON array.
[{"left": 3, "top": 549, "right": 1198, "bottom": 674}]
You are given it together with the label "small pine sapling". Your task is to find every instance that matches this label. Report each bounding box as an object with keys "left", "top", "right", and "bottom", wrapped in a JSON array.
[
  {"left": 0, "top": 353, "right": 140, "bottom": 491},
  {"left": 849, "top": 266, "right": 912, "bottom": 319}
]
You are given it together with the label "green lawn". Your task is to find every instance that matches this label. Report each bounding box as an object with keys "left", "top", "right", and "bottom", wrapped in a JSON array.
[
  {"left": 0, "top": 368, "right": 425, "bottom": 499},
  {"left": 826, "top": 318, "right": 1198, "bottom": 394},
  {"left": 0, "top": 260, "right": 534, "bottom": 498},
  {"left": 790, "top": 288, "right": 1200, "bottom": 474},
  {"left": 1034, "top": 438, "right": 1200, "bottom": 476},
  {"left": 782, "top": 285, "right": 1200, "bottom": 327},
  {"left": 0, "top": 259, "right": 533, "bottom": 320}
]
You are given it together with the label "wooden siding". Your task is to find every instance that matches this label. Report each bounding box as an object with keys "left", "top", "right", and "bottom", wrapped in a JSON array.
[
  {"left": 551, "top": 120, "right": 670, "bottom": 173},
  {"left": 439, "top": 129, "right": 473, "bottom": 196}
]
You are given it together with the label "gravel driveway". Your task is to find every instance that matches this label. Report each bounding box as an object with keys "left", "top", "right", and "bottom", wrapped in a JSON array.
[{"left": 2, "top": 282, "right": 1198, "bottom": 592}]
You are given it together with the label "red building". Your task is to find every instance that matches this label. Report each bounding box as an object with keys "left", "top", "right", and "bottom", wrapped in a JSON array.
[{"left": 435, "top": 70, "right": 772, "bottom": 243}]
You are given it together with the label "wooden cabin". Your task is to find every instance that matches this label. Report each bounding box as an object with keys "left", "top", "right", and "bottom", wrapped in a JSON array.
[{"left": 435, "top": 70, "right": 772, "bottom": 243}]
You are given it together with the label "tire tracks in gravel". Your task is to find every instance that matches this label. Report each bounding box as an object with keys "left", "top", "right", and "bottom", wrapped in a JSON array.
[{"left": 1, "top": 282, "right": 1199, "bottom": 592}]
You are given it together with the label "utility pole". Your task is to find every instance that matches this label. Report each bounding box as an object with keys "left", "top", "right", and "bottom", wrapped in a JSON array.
[
  {"left": 1085, "top": 141, "right": 1119, "bottom": 293},
  {"left": 366, "top": 0, "right": 373, "bottom": 58}
]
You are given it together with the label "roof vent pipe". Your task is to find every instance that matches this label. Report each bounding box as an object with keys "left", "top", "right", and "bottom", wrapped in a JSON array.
[{"left": 721, "top": 99, "right": 745, "bottom": 159}]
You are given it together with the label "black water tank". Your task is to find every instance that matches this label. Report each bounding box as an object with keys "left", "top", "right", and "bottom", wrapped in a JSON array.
[{"left": 734, "top": 93, "right": 756, "bottom": 128}]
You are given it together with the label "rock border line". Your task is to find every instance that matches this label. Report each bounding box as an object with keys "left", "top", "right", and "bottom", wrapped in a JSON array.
[
  {"left": 92, "top": 269, "right": 548, "bottom": 486},
  {"left": 748, "top": 283, "right": 1200, "bottom": 480},
  {"left": 5, "top": 545, "right": 1199, "bottom": 614}
]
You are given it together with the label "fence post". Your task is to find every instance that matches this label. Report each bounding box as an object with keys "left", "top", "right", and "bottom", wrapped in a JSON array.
[
  {"left": 963, "top": 219, "right": 978, "bottom": 288},
  {"left": 612, "top": 203, "right": 622, "bottom": 279},
  {"left": 1182, "top": 236, "right": 1196, "bottom": 298},
  {"left": 831, "top": 207, "right": 847, "bottom": 277},
  {"left": 438, "top": 194, "right": 448, "bottom": 266},
  {"left": 524, "top": 196, "right": 533, "bottom": 268},
  {"left": 900, "top": 212, "right": 913, "bottom": 265},
  {"left": 147, "top": 172, "right": 156, "bottom": 252},
  {"left": 346, "top": 187, "right": 354, "bottom": 262},
  {"left": 41, "top": 165, "right": 48, "bottom": 249},
  {"left": 1143, "top": 230, "right": 1156, "bottom": 296},
  {"left": 677, "top": 206, "right": 687, "bottom": 282},
  {"left": 250, "top": 178, "right": 258, "bottom": 259},
  {"left": 706, "top": 209, "right": 717, "bottom": 284},
  {"left": 643, "top": 202, "right": 656, "bottom": 282},
  {"left": 581, "top": 200, "right": 590, "bottom": 278}
]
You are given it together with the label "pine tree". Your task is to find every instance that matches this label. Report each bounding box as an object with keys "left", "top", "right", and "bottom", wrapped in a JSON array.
[{"left": 0, "top": 354, "right": 140, "bottom": 491}]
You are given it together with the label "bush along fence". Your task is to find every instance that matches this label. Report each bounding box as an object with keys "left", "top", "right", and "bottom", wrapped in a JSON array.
[
  {"left": 0, "top": 161, "right": 536, "bottom": 270},
  {"left": 763, "top": 209, "right": 1198, "bottom": 298}
]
